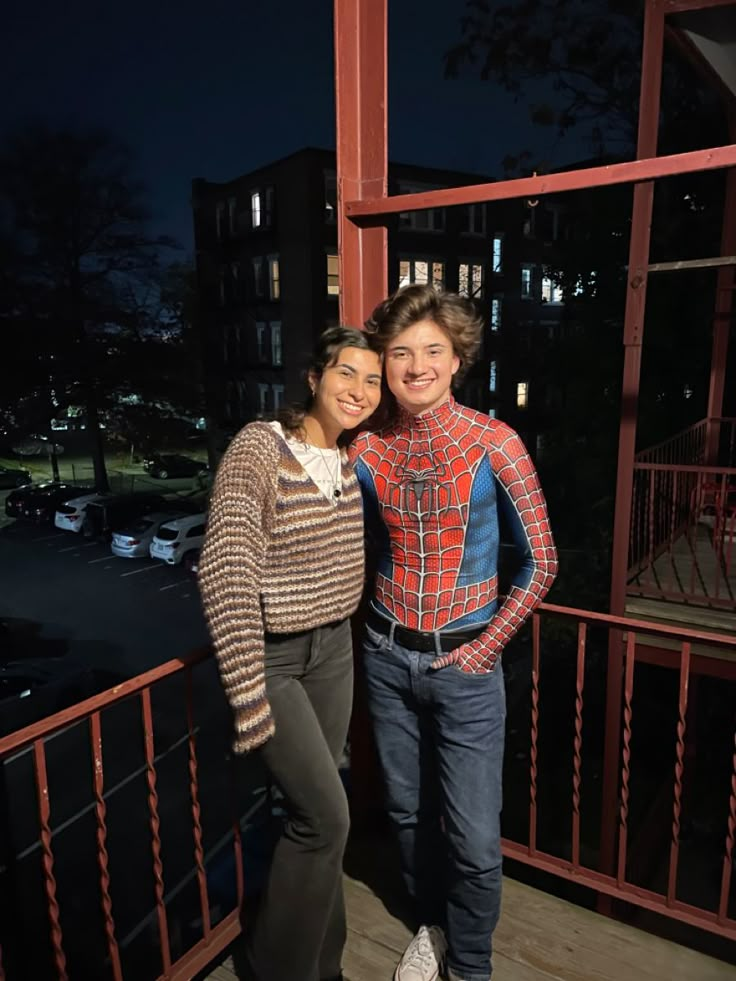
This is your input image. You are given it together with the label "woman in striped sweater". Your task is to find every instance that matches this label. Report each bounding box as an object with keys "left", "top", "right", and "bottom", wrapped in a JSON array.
[{"left": 199, "top": 326, "right": 382, "bottom": 981}]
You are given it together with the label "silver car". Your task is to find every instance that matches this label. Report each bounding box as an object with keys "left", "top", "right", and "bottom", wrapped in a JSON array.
[{"left": 110, "top": 512, "right": 186, "bottom": 559}]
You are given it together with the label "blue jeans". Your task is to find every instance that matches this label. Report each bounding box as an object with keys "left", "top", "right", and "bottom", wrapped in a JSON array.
[{"left": 362, "top": 623, "right": 506, "bottom": 981}]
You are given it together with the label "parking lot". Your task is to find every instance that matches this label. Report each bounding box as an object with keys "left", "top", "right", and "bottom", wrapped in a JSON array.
[{"left": 0, "top": 489, "right": 210, "bottom": 678}]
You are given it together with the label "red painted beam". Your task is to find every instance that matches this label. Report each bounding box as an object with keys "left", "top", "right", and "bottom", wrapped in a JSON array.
[{"left": 345, "top": 143, "right": 736, "bottom": 217}]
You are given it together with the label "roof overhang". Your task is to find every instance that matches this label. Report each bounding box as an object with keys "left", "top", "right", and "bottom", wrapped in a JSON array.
[{"left": 667, "top": 1, "right": 736, "bottom": 113}]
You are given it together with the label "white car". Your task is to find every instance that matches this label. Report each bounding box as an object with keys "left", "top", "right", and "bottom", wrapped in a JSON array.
[
  {"left": 54, "top": 493, "right": 108, "bottom": 533},
  {"left": 149, "top": 513, "right": 207, "bottom": 566}
]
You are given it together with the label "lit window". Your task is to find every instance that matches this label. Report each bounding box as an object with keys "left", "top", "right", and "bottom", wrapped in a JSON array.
[
  {"left": 228, "top": 197, "right": 237, "bottom": 235},
  {"left": 216, "top": 202, "right": 225, "bottom": 240},
  {"left": 258, "top": 383, "right": 269, "bottom": 415},
  {"left": 491, "top": 296, "right": 502, "bottom": 331},
  {"left": 521, "top": 265, "right": 534, "bottom": 300},
  {"left": 252, "top": 257, "right": 265, "bottom": 297},
  {"left": 459, "top": 263, "right": 484, "bottom": 299},
  {"left": 517, "top": 381, "right": 529, "bottom": 408},
  {"left": 488, "top": 407, "right": 497, "bottom": 419},
  {"left": 272, "top": 384, "right": 285, "bottom": 411},
  {"left": 489, "top": 360, "right": 497, "bottom": 393},
  {"left": 256, "top": 323, "right": 267, "bottom": 362},
  {"left": 541, "top": 275, "right": 563, "bottom": 303},
  {"left": 251, "top": 191, "right": 262, "bottom": 228},
  {"left": 268, "top": 255, "right": 280, "bottom": 300},
  {"left": 398, "top": 258, "right": 443, "bottom": 289},
  {"left": 492, "top": 236, "right": 503, "bottom": 273},
  {"left": 327, "top": 254, "right": 340, "bottom": 296},
  {"left": 271, "top": 321, "right": 283, "bottom": 366}
]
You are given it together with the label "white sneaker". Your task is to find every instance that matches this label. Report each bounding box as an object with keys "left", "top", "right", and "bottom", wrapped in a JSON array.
[{"left": 394, "top": 925, "right": 447, "bottom": 981}]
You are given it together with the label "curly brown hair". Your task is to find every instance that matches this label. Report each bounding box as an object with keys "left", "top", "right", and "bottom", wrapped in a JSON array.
[{"left": 365, "top": 284, "right": 483, "bottom": 386}]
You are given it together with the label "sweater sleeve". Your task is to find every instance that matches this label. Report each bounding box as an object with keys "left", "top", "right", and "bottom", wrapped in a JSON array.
[{"left": 198, "top": 426, "right": 279, "bottom": 753}]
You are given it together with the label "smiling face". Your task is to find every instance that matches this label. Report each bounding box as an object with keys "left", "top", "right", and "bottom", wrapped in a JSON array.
[
  {"left": 384, "top": 318, "right": 460, "bottom": 415},
  {"left": 307, "top": 345, "right": 382, "bottom": 441}
]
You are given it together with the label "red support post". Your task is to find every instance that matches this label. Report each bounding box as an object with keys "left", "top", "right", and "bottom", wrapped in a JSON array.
[
  {"left": 334, "top": 0, "right": 388, "bottom": 328},
  {"left": 334, "top": 0, "right": 389, "bottom": 827},
  {"left": 601, "top": 0, "right": 666, "bottom": 894},
  {"left": 705, "top": 112, "right": 736, "bottom": 463}
]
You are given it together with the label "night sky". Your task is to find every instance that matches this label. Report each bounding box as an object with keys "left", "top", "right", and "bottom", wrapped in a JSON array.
[{"left": 3, "top": 0, "right": 588, "bottom": 254}]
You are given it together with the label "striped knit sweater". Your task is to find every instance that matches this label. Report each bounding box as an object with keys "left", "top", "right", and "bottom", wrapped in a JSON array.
[{"left": 198, "top": 422, "right": 365, "bottom": 753}]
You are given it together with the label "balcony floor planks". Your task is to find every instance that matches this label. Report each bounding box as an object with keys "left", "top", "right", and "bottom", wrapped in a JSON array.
[{"left": 206, "top": 872, "right": 735, "bottom": 981}]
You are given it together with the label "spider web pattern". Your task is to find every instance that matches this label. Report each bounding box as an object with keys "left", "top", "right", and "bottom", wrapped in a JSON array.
[{"left": 352, "top": 400, "right": 557, "bottom": 670}]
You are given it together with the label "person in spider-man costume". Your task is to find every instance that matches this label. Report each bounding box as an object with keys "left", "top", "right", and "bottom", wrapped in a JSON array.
[{"left": 350, "top": 285, "right": 557, "bottom": 981}]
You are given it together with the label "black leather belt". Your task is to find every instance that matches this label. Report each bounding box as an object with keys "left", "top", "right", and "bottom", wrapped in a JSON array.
[{"left": 366, "top": 609, "right": 487, "bottom": 654}]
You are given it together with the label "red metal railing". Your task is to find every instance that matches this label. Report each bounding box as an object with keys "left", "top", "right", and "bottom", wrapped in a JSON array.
[
  {"left": 1, "top": 603, "right": 735, "bottom": 979},
  {"left": 634, "top": 418, "right": 736, "bottom": 468},
  {"left": 0, "top": 649, "right": 244, "bottom": 981},
  {"left": 503, "top": 602, "right": 736, "bottom": 943},
  {"left": 628, "top": 462, "right": 736, "bottom": 608}
]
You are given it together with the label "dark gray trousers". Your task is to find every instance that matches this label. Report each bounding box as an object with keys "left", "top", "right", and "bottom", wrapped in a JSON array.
[{"left": 245, "top": 618, "right": 353, "bottom": 981}]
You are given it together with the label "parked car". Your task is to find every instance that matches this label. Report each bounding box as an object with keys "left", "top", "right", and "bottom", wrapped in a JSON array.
[
  {"left": 54, "top": 492, "right": 109, "bottom": 533},
  {"left": 110, "top": 510, "right": 190, "bottom": 559},
  {"left": 82, "top": 492, "right": 169, "bottom": 541},
  {"left": 0, "top": 657, "right": 125, "bottom": 738},
  {"left": 149, "top": 513, "right": 207, "bottom": 566},
  {"left": 5, "top": 482, "right": 91, "bottom": 523},
  {"left": 143, "top": 454, "right": 209, "bottom": 480},
  {"left": 0, "top": 463, "right": 32, "bottom": 489}
]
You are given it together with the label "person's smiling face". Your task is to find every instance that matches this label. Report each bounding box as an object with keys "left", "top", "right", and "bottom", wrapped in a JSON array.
[{"left": 384, "top": 319, "right": 459, "bottom": 415}]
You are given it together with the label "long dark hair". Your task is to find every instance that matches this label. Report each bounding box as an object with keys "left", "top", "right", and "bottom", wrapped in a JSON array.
[{"left": 279, "top": 325, "right": 379, "bottom": 439}]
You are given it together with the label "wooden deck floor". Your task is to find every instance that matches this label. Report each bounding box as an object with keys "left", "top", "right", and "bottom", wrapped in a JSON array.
[{"left": 205, "top": 872, "right": 735, "bottom": 981}]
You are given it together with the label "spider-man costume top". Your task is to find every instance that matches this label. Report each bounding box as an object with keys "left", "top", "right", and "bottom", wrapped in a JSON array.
[{"left": 350, "top": 397, "right": 558, "bottom": 673}]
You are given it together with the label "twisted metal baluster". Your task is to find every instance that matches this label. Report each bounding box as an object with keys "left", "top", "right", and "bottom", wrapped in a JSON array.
[
  {"left": 141, "top": 687, "right": 171, "bottom": 973},
  {"left": 89, "top": 711, "right": 122, "bottom": 979},
  {"left": 186, "top": 667, "right": 211, "bottom": 939},
  {"left": 718, "top": 726, "right": 736, "bottom": 922},
  {"left": 667, "top": 642, "right": 691, "bottom": 906},
  {"left": 529, "top": 613, "right": 540, "bottom": 855},
  {"left": 33, "top": 740, "right": 68, "bottom": 980},
  {"left": 572, "top": 622, "right": 587, "bottom": 869},
  {"left": 617, "top": 632, "right": 636, "bottom": 886}
]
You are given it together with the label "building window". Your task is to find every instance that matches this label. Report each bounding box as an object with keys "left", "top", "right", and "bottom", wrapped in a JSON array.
[
  {"left": 258, "top": 383, "right": 269, "bottom": 415},
  {"left": 251, "top": 191, "right": 262, "bottom": 228},
  {"left": 521, "top": 264, "right": 534, "bottom": 300},
  {"left": 459, "top": 263, "right": 484, "bottom": 299},
  {"left": 492, "top": 236, "right": 503, "bottom": 273},
  {"left": 399, "top": 258, "right": 444, "bottom": 289},
  {"left": 252, "top": 257, "right": 265, "bottom": 297},
  {"left": 462, "top": 204, "right": 486, "bottom": 236},
  {"left": 541, "top": 274, "right": 563, "bottom": 304},
  {"left": 488, "top": 407, "right": 497, "bottom": 420},
  {"left": 271, "top": 321, "right": 282, "bottom": 365},
  {"left": 256, "top": 322, "right": 267, "bottom": 362},
  {"left": 230, "top": 262, "right": 241, "bottom": 301},
  {"left": 491, "top": 296, "right": 502, "bottom": 331},
  {"left": 489, "top": 360, "right": 497, "bottom": 394},
  {"left": 218, "top": 268, "right": 227, "bottom": 306},
  {"left": 268, "top": 255, "right": 280, "bottom": 300},
  {"left": 325, "top": 171, "right": 337, "bottom": 223},
  {"left": 272, "top": 384, "right": 285, "bottom": 411},
  {"left": 228, "top": 197, "right": 237, "bottom": 236},
  {"left": 517, "top": 381, "right": 529, "bottom": 409},
  {"left": 216, "top": 201, "right": 226, "bottom": 241},
  {"left": 327, "top": 254, "right": 340, "bottom": 295},
  {"left": 523, "top": 207, "right": 536, "bottom": 239},
  {"left": 398, "top": 183, "right": 445, "bottom": 232}
]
